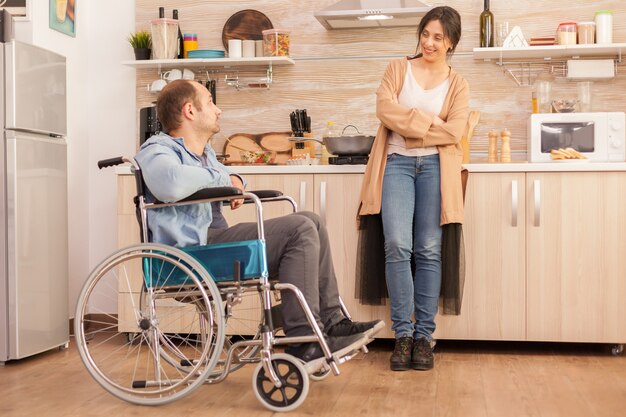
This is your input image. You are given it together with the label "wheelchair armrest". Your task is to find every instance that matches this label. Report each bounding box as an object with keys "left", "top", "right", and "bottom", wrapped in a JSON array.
[
  {"left": 219, "top": 190, "right": 284, "bottom": 205},
  {"left": 245, "top": 190, "right": 283, "bottom": 202},
  {"left": 180, "top": 186, "right": 243, "bottom": 203}
]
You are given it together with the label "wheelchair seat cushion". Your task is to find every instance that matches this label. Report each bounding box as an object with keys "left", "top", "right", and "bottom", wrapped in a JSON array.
[{"left": 143, "top": 240, "right": 268, "bottom": 287}]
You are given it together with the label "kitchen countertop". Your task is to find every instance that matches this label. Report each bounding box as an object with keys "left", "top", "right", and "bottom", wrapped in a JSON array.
[{"left": 116, "top": 162, "right": 626, "bottom": 175}]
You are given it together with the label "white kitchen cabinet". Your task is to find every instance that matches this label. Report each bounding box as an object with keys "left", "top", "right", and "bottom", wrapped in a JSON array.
[
  {"left": 526, "top": 172, "right": 626, "bottom": 343},
  {"left": 435, "top": 173, "right": 527, "bottom": 341}
]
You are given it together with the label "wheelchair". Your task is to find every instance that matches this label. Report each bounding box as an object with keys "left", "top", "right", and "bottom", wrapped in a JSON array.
[{"left": 74, "top": 156, "right": 383, "bottom": 412}]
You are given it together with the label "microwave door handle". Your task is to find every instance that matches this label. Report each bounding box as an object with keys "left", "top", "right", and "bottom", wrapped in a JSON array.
[{"left": 533, "top": 179, "right": 541, "bottom": 227}]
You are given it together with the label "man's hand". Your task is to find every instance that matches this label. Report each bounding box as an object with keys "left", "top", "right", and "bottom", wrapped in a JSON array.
[{"left": 230, "top": 175, "right": 244, "bottom": 210}]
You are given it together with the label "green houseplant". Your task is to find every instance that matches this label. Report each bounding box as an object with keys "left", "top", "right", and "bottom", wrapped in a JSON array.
[{"left": 128, "top": 30, "right": 152, "bottom": 60}]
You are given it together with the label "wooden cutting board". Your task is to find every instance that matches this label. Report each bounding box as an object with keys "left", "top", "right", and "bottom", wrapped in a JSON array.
[
  {"left": 224, "top": 132, "right": 292, "bottom": 164},
  {"left": 221, "top": 9, "right": 273, "bottom": 50}
]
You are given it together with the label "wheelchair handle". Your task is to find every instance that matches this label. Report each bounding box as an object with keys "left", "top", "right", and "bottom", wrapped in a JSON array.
[{"left": 98, "top": 157, "right": 126, "bottom": 169}]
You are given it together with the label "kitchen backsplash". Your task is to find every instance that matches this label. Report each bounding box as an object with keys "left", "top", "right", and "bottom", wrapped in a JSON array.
[{"left": 135, "top": 0, "right": 626, "bottom": 157}]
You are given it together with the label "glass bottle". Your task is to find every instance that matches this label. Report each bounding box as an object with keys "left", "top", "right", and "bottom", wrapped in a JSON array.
[
  {"left": 173, "top": 9, "right": 184, "bottom": 59},
  {"left": 321, "top": 122, "right": 336, "bottom": 164},
  {"left": 479, "top": 0, "right": 494, "bottom": 47}
]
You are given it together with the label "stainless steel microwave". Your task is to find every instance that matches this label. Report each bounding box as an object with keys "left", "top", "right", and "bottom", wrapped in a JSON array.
[{"left": 528, "top": 112, "right": 625, "bottom": 162}]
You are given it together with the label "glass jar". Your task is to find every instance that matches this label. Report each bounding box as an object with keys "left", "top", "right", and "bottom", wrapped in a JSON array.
[
  {"left": 576, "top": 21, "right": 595, "bottom": 44},
  {"left": 595, "top": 10, "right": 613, "bottom": 44},
  {"left": 556, "top": 22, "right": 577, "bottom": 45},
  {"left": 262, "top": 29, "right": 290, "bottom": 57}
]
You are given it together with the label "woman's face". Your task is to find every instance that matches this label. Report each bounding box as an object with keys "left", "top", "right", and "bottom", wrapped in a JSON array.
[{"left": 419, "top": 19, "right": 452, "bottom": 63}]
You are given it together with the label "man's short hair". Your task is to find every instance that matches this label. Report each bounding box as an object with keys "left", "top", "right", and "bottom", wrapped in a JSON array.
[{"left": 156, "top": 80, "right": 203, "bottom": 133}]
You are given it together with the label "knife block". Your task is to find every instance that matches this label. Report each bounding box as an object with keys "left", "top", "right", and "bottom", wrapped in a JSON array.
[{"left": 291, "top": 132, "right": 315, "bottom": 158}]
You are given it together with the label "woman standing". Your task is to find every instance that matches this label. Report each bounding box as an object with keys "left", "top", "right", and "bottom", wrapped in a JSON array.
[{"left": 358, "top": 6, "right": 468, "bottom": 371}]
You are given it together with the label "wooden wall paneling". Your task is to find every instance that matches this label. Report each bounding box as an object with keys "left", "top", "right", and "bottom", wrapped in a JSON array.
[{"left": 134, "top": 0, "right": 626, "bottom": 157}]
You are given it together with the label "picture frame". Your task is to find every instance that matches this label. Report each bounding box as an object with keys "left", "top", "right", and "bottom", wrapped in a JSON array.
[
  {"left": 0, "top": 0, "right": 29, "bottom": 21},
  {"left": 49, "top": 0, "right": 75, "bottom": 37}
]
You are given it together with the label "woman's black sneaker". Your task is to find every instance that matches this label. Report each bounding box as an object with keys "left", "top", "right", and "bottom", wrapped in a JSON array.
[
  {"left": 411, "top": 337, "right": 434, "bottom": 370},
  {"left": 390, "top": 336, "right": 413, "bottom": 371}
]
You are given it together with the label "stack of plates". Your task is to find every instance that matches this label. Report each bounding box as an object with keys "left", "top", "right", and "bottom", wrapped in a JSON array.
[{"left": 187, "top": 50, "right": 225, "bottom": 59}]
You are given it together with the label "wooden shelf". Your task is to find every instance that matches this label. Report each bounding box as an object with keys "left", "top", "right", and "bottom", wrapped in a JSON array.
[
  {"left": 473, "top": 43, "right": 626, "bottom": 61},
  {"left": 122, "top": 56, "right": 295, "bottom": 70}
]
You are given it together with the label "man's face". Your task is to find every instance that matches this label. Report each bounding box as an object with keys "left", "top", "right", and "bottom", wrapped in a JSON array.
[{"left": 191, "top": 83, "right": 221, "bottom": 137}]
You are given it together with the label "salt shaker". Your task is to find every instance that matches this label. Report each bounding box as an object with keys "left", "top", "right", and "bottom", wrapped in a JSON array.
[
  {"left": 488, "top": 130, "right": 498, "bottom": 162},
  {"left": 500, "top": 128, "right": 511, "bottom": 163}
]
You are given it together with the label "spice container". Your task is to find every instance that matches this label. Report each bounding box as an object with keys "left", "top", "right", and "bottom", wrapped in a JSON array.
[
  {"left": 151, "top": 18, "right": 179, "bottom": 59},
  {"left": 595, "top": 10, "right": 613, "bottom": 44},
  {"left": 556, "top": 22, "right": 577, "bottom": 45},
  {"left": 488, "top": 130, "right": 498, "bottom": 163},
  {"left": 262, "top": 29, "right": 290, "bottom": 56},
  {"left": 576, "top": 21, "right": 595, "bottom": 44}
]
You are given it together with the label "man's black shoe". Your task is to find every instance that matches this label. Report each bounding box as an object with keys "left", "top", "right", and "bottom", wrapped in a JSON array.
[
  {"left": 285, "top": 333, "right": 364, "bottom": 363},
  {"left": 326, "top": 318, "right": 383, "bottom": 337}
]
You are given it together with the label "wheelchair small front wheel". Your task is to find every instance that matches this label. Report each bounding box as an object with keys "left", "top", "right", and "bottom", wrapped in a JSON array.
[{"left": 252, "top": 353, "right": 309, "bottom": 412}]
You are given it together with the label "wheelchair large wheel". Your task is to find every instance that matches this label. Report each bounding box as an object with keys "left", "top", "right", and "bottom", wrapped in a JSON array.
[
  {"left": 252, "top": 353, "right": 309, "bottom": 412},
  {"left": 74, "top": 244, "right": 225, "bottom": 405}
]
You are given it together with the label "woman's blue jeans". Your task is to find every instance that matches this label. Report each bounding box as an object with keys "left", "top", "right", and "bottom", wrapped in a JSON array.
[{"left": 381, "top": 153, "right": 442, "bottom": 340}]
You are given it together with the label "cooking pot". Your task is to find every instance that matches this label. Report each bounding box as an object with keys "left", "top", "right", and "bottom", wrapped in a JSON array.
[{"left": 293, "top": 125, "right": 374, "bottom": 156}]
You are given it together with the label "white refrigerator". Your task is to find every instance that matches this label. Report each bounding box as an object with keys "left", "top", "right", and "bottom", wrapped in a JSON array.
[{"left": 0, "top": 41, "right": 68, "bottom": 362}]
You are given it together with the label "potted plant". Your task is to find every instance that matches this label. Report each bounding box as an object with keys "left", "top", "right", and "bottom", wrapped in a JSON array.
[{"left": 128, "top": 30, "right": 152, "bottom": 60}]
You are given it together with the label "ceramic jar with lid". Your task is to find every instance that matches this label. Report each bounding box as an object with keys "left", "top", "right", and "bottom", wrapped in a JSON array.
[
  {"left": 556, "top": 22, "right": 577, "bottom": 45},
  {"left": 595, "top": 10, "right": 613, "bottom": 44}
]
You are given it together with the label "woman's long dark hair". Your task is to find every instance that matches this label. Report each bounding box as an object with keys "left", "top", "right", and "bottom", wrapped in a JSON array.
[{"left": 410, "top": 6, "right": 462, "bottom": 59}]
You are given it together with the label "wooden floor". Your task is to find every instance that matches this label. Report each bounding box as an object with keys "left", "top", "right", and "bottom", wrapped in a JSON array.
[{"left": 1, "top": 338, "right": 625, "bottom": 417}]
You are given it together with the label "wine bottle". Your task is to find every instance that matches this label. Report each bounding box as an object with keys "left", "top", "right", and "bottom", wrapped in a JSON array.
[
  {"left": 173, "top": 9, "right": 184, "bottom": 59},
  {"left": 479, "top": 0, "right": 494, "bottom": 47}
]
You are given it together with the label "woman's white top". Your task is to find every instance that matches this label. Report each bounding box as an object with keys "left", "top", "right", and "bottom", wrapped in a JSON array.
[{"left": 387, "top": 60, "right": 450, "bottom": 157}]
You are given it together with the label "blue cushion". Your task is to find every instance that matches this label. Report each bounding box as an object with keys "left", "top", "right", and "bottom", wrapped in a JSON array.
[{"left": 142, "top": 240, "right": 268, "bottom": 287}]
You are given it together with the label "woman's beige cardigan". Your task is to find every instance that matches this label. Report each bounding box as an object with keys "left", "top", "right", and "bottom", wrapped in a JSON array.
[
  {"left": 358, "top": 57, "right": 469, "bottom": 224},
  {"left": 355, "top": 57, "right": 469, "bottom": 313}
]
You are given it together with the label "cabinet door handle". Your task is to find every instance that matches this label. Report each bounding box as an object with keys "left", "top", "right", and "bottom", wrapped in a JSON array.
[
  {"left": 533, "top": 179, "right": 541, "bottom": 227},
  {"left": 511, "top": 179, "right": 518, "bottom": 227},
  {"left": 320, "top": 181, "right": 327, "bottom": 225},
  {"left": 299, "top": 181, "right": 306, "bottom": 212}
]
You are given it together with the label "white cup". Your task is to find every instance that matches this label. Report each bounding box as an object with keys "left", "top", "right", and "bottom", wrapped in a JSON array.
[
  {"left": 182, "top": 68, "right": 195, "bottom": 80},
  {"left": 149, "top": 79, "right": 167, "bottom": 92},
  {"left": 242, "top": 40, "right": 255, "bottom": 58},
  {"left": 255, "top": 40, "right": 264, "bottom": 57},
  {"left": 162, "top": 69, "right": 182, "bottom": 81},
  {"left": 228, "top": 39, "right": 242, "bottom": 58}
]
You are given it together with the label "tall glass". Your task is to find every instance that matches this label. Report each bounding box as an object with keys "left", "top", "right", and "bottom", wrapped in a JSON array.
[
  {"left": 536, "top": 80, "right": 552, "bottom": 113},
  {"left": 577, "top": 81, "right": 593, "bottom": 112}
]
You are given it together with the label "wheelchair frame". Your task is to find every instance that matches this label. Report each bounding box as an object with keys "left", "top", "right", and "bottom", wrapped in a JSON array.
[{"left": 74, "top": 156, "right": 378, "bottom": 412}]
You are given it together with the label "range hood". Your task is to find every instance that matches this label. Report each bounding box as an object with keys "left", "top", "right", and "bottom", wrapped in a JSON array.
[{"left": 315, "top": 0, "right": 432, "bottom": 30}]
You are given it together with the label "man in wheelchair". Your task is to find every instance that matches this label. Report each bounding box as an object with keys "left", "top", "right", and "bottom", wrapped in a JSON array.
[{"left": 135, "top": 80, "right": 382, "bottom": 362}]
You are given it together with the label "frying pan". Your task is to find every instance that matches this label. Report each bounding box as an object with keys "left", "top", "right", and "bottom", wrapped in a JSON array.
[{"left": 293, "top": 125, "right": 374, "bottom": 156}]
